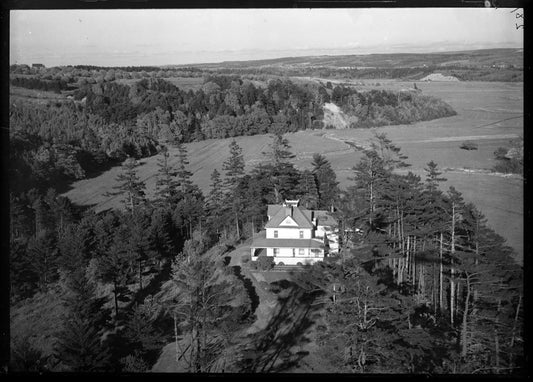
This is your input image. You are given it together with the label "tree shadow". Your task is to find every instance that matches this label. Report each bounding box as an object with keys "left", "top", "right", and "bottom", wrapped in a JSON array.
[
  {"left": 130, "top": 259, "right": 172, "bottom": 308},
  {"left": 237, "top": 280, "right": 324, "bottom": 373},
  {"left": 232, "top": 265, "right": 260, "bottom": 318}
]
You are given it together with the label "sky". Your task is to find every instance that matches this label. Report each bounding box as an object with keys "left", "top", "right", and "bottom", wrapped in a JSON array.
[{"left": 10, "top": 8, "right": 524, "bottom": 67}]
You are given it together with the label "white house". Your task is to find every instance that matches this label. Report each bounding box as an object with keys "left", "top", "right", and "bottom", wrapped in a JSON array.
[{"left": 250, "top": 200, "right": 338, "bottom": 266}]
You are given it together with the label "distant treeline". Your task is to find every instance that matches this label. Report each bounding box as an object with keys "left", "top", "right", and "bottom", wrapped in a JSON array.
[
  {"left": 210, "top": 65, "right": 523, "bottom": 82},
  {"left": 73, "top": 65, "right": 204, "bottom": 73},
  {"left": 10, "top": 77, "right": 72, "bottom": 93}
]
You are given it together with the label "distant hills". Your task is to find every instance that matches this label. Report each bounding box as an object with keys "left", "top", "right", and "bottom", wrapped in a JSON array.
[{"left": 175, "top": 48, "right": 522, "bottom": 70}]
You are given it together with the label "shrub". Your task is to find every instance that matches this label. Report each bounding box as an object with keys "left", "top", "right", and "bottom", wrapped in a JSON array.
[
  {"left": 249, "top": 261, "right": 258, "bottom": 270},
  {"left": 258, "top": 281, "right": 271, "bottom": 291},
  {"left": 460, "top": 141, "right": 478, "bottom": 150},
  {"left": 257, "top": 256, "right": 274, "bottom": 271}
]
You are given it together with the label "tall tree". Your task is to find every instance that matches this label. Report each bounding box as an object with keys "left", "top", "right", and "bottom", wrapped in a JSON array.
[
  {"left": 175, "top": 142, "right": 193, "bottom": 196},
  {"left": 55, "top": 270, "right": 112, "bottom": 372},
  {"left": 107, "top": 157, "right": 147, "bottom": 216},
  {"left": 262, "top": 134, "right": 300, "bottom": 203},
  {"left": 296, "top": 169, "right": 319, "bottom": 209},
  {"left": 158, "top": 238, "right": 251, "bottom": 372},
  {"left": 155, "top": 146, "right": 179, "bottom": 208},
  {"left": 312, "top": 153, "right": 340, "bottom": 211},
  {"left": 205, "top": 169, "right": 225, "bottom": 237},
  {"left": 222, "top": 140, "right": 246, "bottom": 238}
]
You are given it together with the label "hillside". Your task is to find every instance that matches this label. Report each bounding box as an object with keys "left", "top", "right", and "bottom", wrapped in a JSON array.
[
  {"left": 62, "top": 80, "right": 523, "bottom": 264},
  {"left": 183, "top": 49, "right": 521, "bottom": 70}
]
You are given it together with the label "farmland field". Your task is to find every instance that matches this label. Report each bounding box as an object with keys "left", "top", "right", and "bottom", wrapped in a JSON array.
[{"left": 62, "top": 80, "right": 523, "bottom": 264}]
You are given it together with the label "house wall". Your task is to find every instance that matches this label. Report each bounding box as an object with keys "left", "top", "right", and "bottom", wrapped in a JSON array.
[
  {"left": 265, "top": 247, "right": 324, "bottom": 265},
  {"left": 273, "top": 257, "right": 323, "bottom": 266},
  {"left": 266, "top": 227, "right": 313, "bottom": 239}
]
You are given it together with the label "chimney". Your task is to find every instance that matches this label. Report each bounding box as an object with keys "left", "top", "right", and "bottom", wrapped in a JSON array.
[{"left": 285, "top": 206, "right": 292, "bottom": 216}]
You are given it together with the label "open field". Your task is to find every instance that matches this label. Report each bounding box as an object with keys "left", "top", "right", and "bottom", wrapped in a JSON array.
[
  {"left": 9, "top": 86, "right": 69, "bottom": 105},
  {"left": 62, "top": 80, "right": 523, "bottom": 264}
]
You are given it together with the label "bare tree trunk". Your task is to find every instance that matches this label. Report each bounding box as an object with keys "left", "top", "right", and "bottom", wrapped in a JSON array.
[
  {"left": 235, "top": 211, "right": 240, "bottom": 240},
  {"left": 450, "top": 202, "right": 456, "bottom": 326},
  {"left": 494, "top": 298, "right": 501, "bottom": 371},
  {"left": 439, "top": 232, "right": 444, "bottom": 312},
  {"left": 113, "top": 279, "right": 119, "bottom": 320},
  {"left": 509, "top": 294, "right": 522, "bottom": 370},
  {"left": 138, "top": 259, "right": 143, "bottom": 291},
  {"left": 174, "top": 313, "right": 179, "bottom": 363},
  {"left": 461, "top": 275, "right": 471, "bottom": 358}
]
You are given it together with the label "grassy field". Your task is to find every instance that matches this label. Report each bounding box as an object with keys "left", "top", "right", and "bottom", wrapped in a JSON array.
[
  {"left": 62, "top": 80, "right": 523, "bottom": 264},
  {"left": 9, "top": 86, "right": 69, "bottom": 105}
]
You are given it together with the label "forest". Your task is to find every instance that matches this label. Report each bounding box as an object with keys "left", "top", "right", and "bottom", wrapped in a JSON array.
[
  {"left": 9, "top": 130, "right": 523, "bottom": 373},
  {"left": 8, "top": 69, "right": 522, "bottom": 374},
  {"left": 9, "top": 74, "right": 456, "bottom": 197}
]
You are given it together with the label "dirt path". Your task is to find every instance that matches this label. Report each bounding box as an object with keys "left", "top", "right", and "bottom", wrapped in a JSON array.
[{"left": 226, "top": 243, "right": 278, "bottom": 333}]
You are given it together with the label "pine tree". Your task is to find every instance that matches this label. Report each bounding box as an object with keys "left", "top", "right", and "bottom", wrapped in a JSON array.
[
  {"left": 296, "top": 169, "right": 319, "bottom": 209},
  {"left": 106, "top": 157, "right": 146, "bottom": 216},
  {"left": 95, "top": 225, "right": 136, "bottom": 320},
  {"left": 155, "top": 146, "right": 179, "bottom": 208},
  {"left": 55, "top": 271, "right": 112, "bottom": 372},
  {"left": 262, "top": 134, "right": 300, "bottom": 203},
  {"left": 222, "top": 140, "right": 246, "bottom": 239},
  {"left": 149, "top": 208, "right": 177, "bottom": 267},
  {"left": 262, "top": 133, "right": 295, "bottom": 165},
  {"left": 312, "top": 153, "right": 340, "bottom": 211},
  {"left": 121, "top": 300, "right": 166, "bottom": 366},
  {"left": 126, "top": 212, "right": 154, "bottom": 291},
  {"left": 175, "top": 142, "right": 193, "bottom": 196},
  {"left": 205, "top": 169, "right": 225, "bottom": 236},
  {"left": 26, "top": 232, "right": 59, "bottom": 291},
  {"left": 158, "top": 238, "right": 251, "bottom": 372},
  {"left": 350, "top": 149, "right": 388, "bottom": 230}
]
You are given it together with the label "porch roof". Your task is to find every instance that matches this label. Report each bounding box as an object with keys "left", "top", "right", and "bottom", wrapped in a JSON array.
[{"left": 251, "top": 237, "right": 324, "bottom": 249}]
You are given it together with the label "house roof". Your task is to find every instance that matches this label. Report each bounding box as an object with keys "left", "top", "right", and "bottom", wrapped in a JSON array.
[
  {"left": 266, "top": 204, "right": 337, "bottom": 228},
  {"left": 251, "top": 237, "right": 324, "bottom": 249},
  {"left": 315, "top": 210, "right": 337, "bottom": 227},
  {"left": 265, "top": 205, "right": 314, "bottom": 229}
]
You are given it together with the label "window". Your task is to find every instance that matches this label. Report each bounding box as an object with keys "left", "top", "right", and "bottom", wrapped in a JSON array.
[
  {"left": 311, "top": 249, "right": 322, "bottom": 258},
  {"left": 274, "top": 230, "right": 278, "bottom": 238},
  {"left": 273, "top": 248, "right": 279, "bottom": 257},
  {"left": 299, "top": 248, "right": 305, "bottom": 256},
  {"left": 299, "top": 230, "right": 304, "bottom": 238}
]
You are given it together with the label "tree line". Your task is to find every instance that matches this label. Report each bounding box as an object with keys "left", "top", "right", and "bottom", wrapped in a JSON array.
[{"left": 10, "top": 77, "right": 72, "bottom": 93}]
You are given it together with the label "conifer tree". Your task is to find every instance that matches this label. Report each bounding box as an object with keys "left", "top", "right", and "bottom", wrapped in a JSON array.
[
  {"left": 296, "top": 169, "right": 319, "bottom": 209},
  {"left": 175, "top": 142, "right": 193, "bottom": 196},
  {"left": 149, "top": 208, "right": 177, "bottom": 267},
  {"left": 56, "top": 271, "right": 112, "bottom": 372},
  {"left": 222, "top": 140, "right": 246, "bottom": 238},
  {"left": 262, "top": 134, "right": 300, "bottom": 203},
  {"left": 155, "top": 146, "right": 179, "bottom": 208},
  {"left": 159, "top": 238, "right": 251, "bottom": 372},
  {"left": 312, "top": 153, "right": 340, "bottom": 211},
  {"left": 205, "top": 169, "right": 225, "bottom": 236},
  {"left": 26, "top": 232, "right": 59, "bottom": 291},
  {"left": 107, "top": 157, "right": 146, "bottom": 216}
]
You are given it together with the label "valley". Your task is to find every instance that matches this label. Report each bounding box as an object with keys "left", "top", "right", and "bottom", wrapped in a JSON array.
[{"left": 62, "top": 80, "right": 523, "bottom": 264}]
